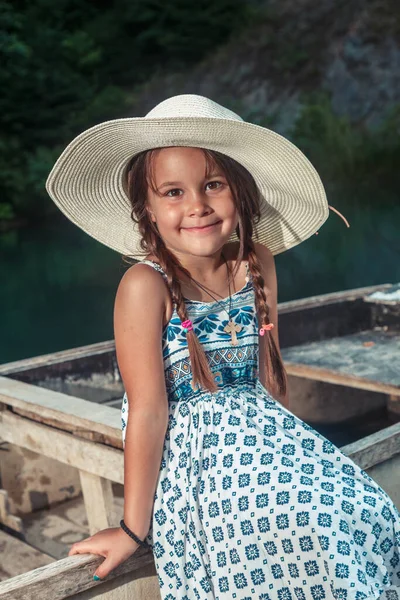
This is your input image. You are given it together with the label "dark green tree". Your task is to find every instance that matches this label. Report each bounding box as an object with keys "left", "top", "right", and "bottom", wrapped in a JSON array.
[{"left": 0, "top": 0, "right": 250, "bottom": 223}]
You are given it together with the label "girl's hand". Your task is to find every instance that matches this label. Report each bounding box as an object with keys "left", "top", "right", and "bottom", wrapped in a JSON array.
[{"left": 68, "top": 526, "right": 142, "bottom": 580}]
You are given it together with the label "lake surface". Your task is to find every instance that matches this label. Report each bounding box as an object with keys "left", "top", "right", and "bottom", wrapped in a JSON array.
[{"left": 1, "top": 201, "right": 399, "bottom": 365}]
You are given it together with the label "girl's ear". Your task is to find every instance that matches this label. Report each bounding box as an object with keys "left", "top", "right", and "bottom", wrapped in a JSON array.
[{"left": 146, "top": 206, "right": 157, "bottom": 223}]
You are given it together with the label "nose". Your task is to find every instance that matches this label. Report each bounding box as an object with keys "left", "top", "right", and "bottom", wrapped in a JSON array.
[{"left": 187, "top": 190, "right": 212, "bottom": 217}]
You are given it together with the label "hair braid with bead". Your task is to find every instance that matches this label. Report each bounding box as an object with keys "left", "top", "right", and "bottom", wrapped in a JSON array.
[{"left": 245, "top": 237, "right": 287, "bottom": 399}]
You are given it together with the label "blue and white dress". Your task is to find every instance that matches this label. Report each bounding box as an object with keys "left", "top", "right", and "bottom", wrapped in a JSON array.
[{"left": 121, "top": 259, "right": 400, "bottom": 600}]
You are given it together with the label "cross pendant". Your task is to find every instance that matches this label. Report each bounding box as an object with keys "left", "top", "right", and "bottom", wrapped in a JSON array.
[{"left": 224, "top": 320, "right": 242, "bottom": 346}]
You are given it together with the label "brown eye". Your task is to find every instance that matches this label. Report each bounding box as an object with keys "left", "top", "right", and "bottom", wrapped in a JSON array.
[
  {"left": 206, "top": 181, "right": 223, "bottom": 190},
  {"left": 166, "top": 188, "right": 183, "bottom": 197}
]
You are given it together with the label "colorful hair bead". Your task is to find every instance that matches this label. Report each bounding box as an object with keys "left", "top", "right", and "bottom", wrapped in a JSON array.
[
  {"left": 259, "top": 323, "right": 274, "bottom": 336},
  {"left": 181, "top": 319, "right": 194, "bottom": 332}
]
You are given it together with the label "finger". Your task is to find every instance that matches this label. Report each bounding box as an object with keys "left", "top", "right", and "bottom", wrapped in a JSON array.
[
  {"left": 93, "top": 553, "right": 120, "bottom": 580},
  {"left": 69, "top": 542, "right": 88, "bottom": 556},
  {"left": 68, "top": 540, "right": 103, "bottom": 557}
]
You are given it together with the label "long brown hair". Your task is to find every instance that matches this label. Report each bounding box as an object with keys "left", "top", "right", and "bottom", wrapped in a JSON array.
[{"left": 123, "top": 147, "right": 287, "bottom": 399}]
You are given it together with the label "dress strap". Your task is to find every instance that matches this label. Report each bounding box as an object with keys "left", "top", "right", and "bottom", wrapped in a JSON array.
[
  {"left": 140, "top": 259, "right": 167, "bottom": 277},
  {"left": 140, "top": 259, "right": 168, "bottom": 280},
  {"left": 140, "top": 260, "right": 175, "bottom": 304}
]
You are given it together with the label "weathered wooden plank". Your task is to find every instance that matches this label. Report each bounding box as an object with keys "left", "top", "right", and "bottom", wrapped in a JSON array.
[
  {"left": 0, "top": 530, "right": 54, "bottom": 582},
  {"left": 11, "top": 405, "right": 120, "bottom": 445},
  {"left": 70, "top": 563, "right": 160, "bottom": 600},
  {"left": 0, "top": 411, "right": 124, "bottom": 484},
  {"left": 366, "top": 285, "right": 400, "bottom": 332},
  {"left": 388, "top": 394, "right": 400, "bottom": 415},
  {"left": 0, "top": 377, "right": 123, "bottom": 448},
  {"left": 0, "top": 341, "right": 116, "bottom": 376},
  {"left": 0, "top": 549, "right": 155, "bottom": 600},
  {"left": 285, "top": 361, "right": 400, "bottom": 396},
  {"left": 365, "top": 283, "right": 400, "bottom": 304},
  {"left": 282, "top": 330, "right": 400, "bottom": 385},
  {"left": 278, "top": 283, "right": 395, "bottom": 349},
  {"left": 79, "top": 472, "right": 116, "bottom": 535},
  {"left": 340, "top": 420, "right": 400, "bottom": 470},
  {"left": 278, "top": 282, "right": 393, "bottom": 312},
  {"left": 282, "top": 328, "right": 400, "bottom": 396},
  {"left": 0, "top": 489, "right": 23, "bottom": 533},
  {"left": 365, "top": 452, "right": 400, "bottom": 509}
]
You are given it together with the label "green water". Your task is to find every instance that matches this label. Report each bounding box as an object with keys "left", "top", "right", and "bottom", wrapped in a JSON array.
[{"left": 1, "top": 203, "right": 399, "bottom": 365}]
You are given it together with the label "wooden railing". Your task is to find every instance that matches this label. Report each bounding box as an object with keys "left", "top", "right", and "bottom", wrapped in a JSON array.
[{"left": 0, "top": 375, "right": 399, "bottom": 599}]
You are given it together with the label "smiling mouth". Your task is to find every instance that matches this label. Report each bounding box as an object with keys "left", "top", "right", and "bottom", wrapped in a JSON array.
[{"left": 182, "top": 220, "right": 222, "bottom": 232}]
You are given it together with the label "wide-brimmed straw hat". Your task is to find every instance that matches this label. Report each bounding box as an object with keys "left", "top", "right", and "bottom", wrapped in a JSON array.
[{"left": 46, "top": 94, "right": 330, "bottom": 257}]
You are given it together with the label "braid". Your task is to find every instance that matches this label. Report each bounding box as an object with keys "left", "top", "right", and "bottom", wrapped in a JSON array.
[
  {"left": 245, "top": 235, "right": 287, "bottom": 399},
  {"left": 145, "top": 225, "right": 218, "bottom": 393},
  {"left": 124, "top": 152, "right": 218, "bottom": 392}
]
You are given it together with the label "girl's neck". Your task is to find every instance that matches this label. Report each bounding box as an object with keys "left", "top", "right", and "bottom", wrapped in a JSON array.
[
  {"left": 148, "top": 244, "right": 238, "bottom": 280},
  {"left": 174, "top": 251, "right": 225, "bottom": 282},
  {"left": 146, "top": 242, "right": 241, "bottom": 297}
]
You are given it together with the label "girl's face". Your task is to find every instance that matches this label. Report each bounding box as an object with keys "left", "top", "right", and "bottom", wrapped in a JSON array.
[{"left": 146, "top": 147, "right": 238, "bottom": 259}]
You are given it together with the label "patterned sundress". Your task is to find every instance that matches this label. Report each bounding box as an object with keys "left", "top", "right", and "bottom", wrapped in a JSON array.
[{"left": 121, "top": 259, "right": 400, "bottom": 600}]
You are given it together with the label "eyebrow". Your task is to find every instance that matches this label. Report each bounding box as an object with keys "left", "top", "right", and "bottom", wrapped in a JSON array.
[
  {"left": 158, "top": 172, "right": 225, "bottom": 189},
  {"left": 158, "top": 181, "right": 182, "bottom": 189}
]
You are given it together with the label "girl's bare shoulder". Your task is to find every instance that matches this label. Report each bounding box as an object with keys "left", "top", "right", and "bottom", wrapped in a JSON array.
[
  {"left": 115, "top": 261, "right": 170, "bottom": 315},
  {"left": 113, "top": 261, "right": 170, "bottom": 409},
  {"left": 254, "top": 242, "right": 274, "bottom": 267}
]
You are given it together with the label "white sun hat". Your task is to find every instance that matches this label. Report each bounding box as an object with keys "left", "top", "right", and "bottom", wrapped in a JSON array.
[{"left": 45, "top": 93, "right": 330, "bottom": 258}]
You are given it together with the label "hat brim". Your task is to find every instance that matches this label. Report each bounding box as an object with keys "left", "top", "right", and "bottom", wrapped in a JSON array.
[{"left": 46, "top": 116, "right": 329, "bottom": 258}]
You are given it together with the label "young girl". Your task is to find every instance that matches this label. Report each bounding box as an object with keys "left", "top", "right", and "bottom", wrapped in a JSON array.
[{"left": 46, "top": 95, "right": 400, "bottom": 599}]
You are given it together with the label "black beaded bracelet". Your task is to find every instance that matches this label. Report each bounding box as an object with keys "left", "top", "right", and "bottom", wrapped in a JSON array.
[{"left": 120, "top": 519, "right": 149, "bottom": 548}]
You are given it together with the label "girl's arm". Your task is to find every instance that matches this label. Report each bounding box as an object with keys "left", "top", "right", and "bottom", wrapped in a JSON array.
[
  {"left": 68, "top": 264, "right": 170, "bottom": 580},
  {"left": 114, "top": 263, "right": 170, "bottom": 539},
  {"left": 254, "top": 243, "right": 290, "bottom": 409}
]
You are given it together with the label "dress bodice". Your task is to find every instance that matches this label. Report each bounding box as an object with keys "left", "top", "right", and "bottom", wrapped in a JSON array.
[{"left": 140, "top": 259, "right": 260, "bottom": 404}]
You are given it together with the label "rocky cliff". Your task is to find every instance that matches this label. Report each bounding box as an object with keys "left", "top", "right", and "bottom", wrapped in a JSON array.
[{"left": 130, "top": 0, "right": 400, "bottom": 135}]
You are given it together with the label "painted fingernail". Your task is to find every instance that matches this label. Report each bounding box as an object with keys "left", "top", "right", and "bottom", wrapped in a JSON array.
[{"left": 93, "top": 575, "right": 101, "bottom": 581}]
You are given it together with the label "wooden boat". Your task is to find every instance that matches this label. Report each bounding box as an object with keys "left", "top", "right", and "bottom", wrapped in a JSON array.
[{"left": 0, "top": 281, "right": 399, "bottom": 599}]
